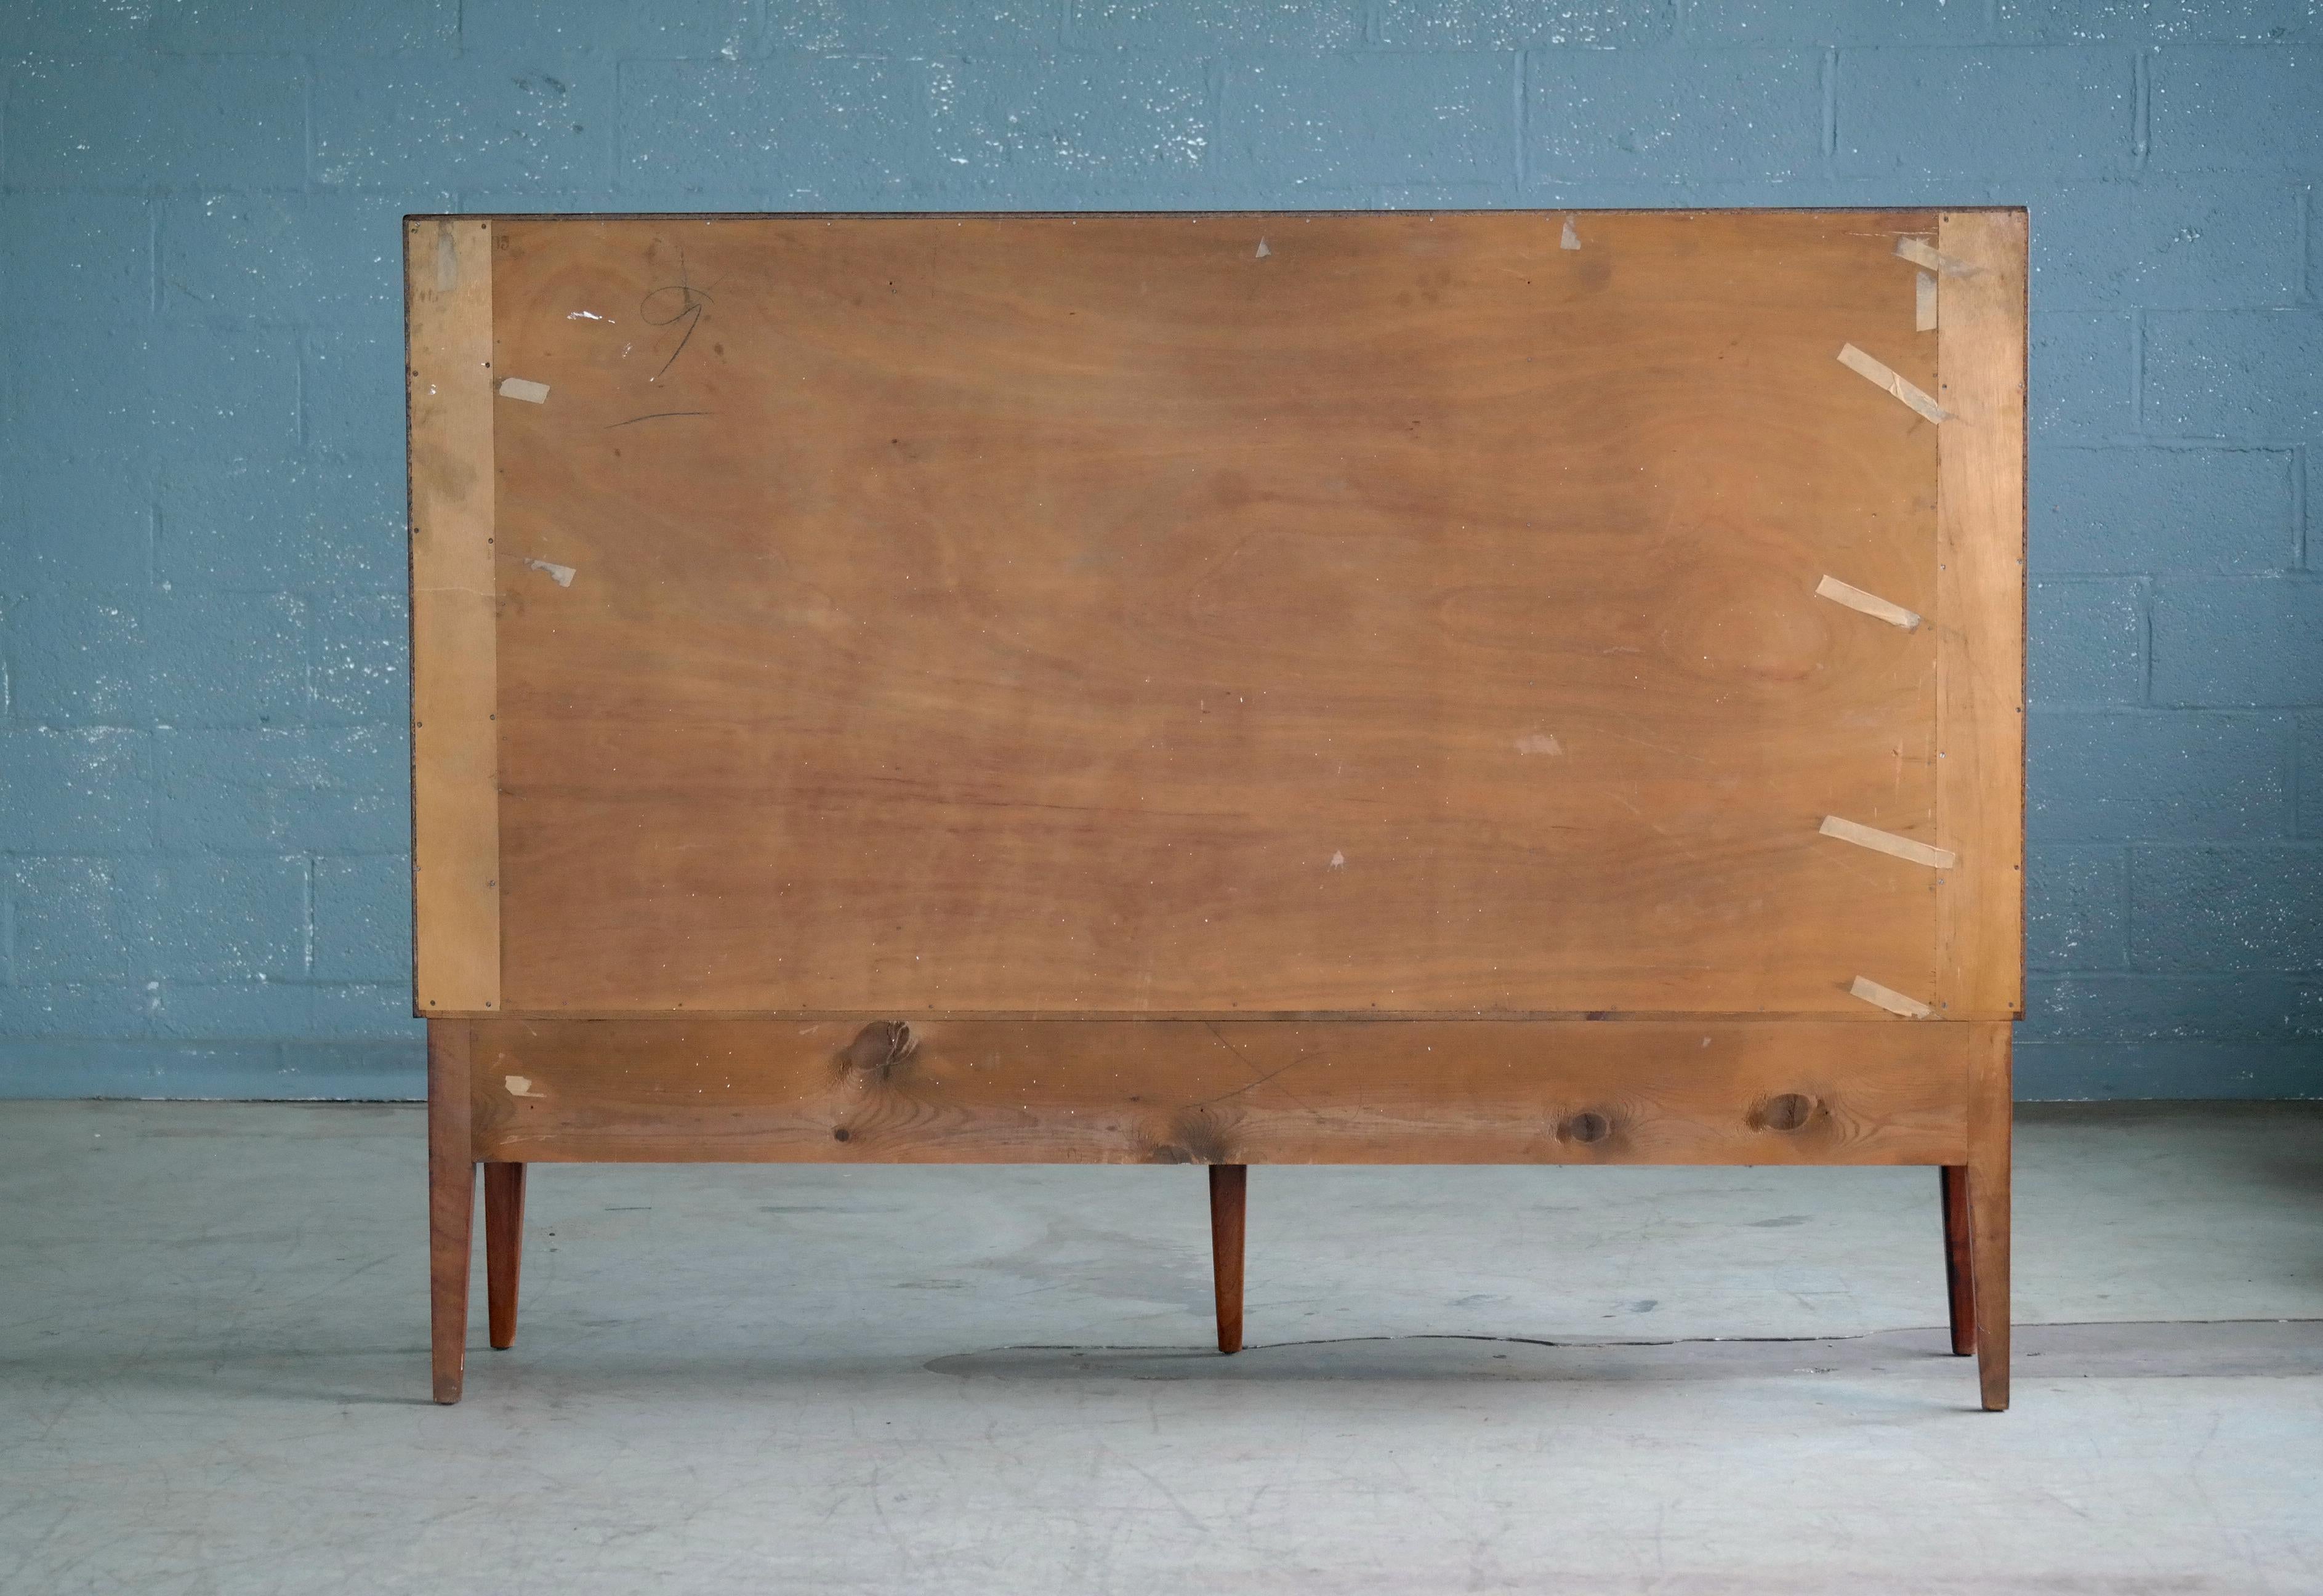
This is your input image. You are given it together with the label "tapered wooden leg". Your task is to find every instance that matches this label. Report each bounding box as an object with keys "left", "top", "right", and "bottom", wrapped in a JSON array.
[
  {"left": 1208, "top": 1163, "right": 1246, "bottom": 1355},
  {"left": 1939, "top": 1164, "right": 1976, "bottom": 1356},
  {"left": 485, "top": 1162, "right": 526, "bottom": 1350},
  {"left": 427, "top": 1020, "right": 475, "bottom": 1405},
  {"left": 1966, "top": 1023, "right": 2012, "bottom": 1411}
]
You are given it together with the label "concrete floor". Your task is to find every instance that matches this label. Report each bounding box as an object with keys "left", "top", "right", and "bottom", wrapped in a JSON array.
[{"left": 2, "top": 1102, "right": 2319, "bottom": 1594}]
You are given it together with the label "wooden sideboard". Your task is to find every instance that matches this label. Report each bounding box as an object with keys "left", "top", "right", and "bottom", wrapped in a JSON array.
[{"left": 406, "top": 208, "right": 2024, "bottom": 1408}]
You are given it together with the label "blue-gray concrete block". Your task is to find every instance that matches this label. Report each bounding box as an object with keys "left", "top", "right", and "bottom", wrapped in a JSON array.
[
  {"left": 467, "top": 0, "right": 756, "bottom": 56},
  {"left": 145, "top": 981, "right": 320, "bottom": 1041},
  {"left": 2144, "top": 310, "right": 2323, "bottom": 440},
  {"left": 2029, "top": 711, "right": 2289, "bottom": 840},
  {"left": 7, "top": 860, "right": 138, "bottom": 984},
  {"left": 158, "top": 728, "right": 406, "bottom": 855},
  {"left": 312, "top": 594, "right": 409, "bottom": 725},
  {"left": 768, "top": 0, "right": 1057, "bottom": 52},
  {"left": 150, "top": 322, "right": 301, "bottom": 472},
  {"left": 9, "top": 594, "right": 149, "bottom": 726},
  {"left": 1997, "top": 0, "right": 2309, "bottom": 41},
  {"left": 2029, "top": 579, "right": 2145, "bottom": 706},
  {"left": 2132, "top": 844, "right": 2323, "bottom": 970},
  {"left": 161, "top": 194, "right": 443, "bottom": 332},
  {"left": 130, "top": 856, "right": 306, "bottom": 983},
  {"left": 1696, "top": 0, "right": 1979, "bottom": 45},
  {"left": 314, "top": 58, "right": 616, "bottom": 191},
  {"left": 0, "top": 732, "right": 153, "bottom": 853},
  {"left": 1377, "top": 0, "right": 1670, "bottom": 48},
  {"left": 1, "top": 448, "right": 153, "bottom": 591},
  {"left": 2151, "top": 579, "right": 2323, "bottom": 707},
  {"left": 0, "top": 195, "right": 152, "bottom": 329},
  {"left": 150, "top": 0, "right": 457, "bottom": 54},
  {"left": 0, "top": 2, "right": 154, "bottom": 51},
  {"left": 619, "top": 57, "right": 927, "bottom": 203},
  {"left": 2016, "top": 1041, "right": 2320, "bottom": 1099},
  {"left": 2027, "top": 845, "right": 2129, "bottom": 970},
  {"left": 2029, "top": 180, "right": 2303, "bottom": 310},
  {"left": 312, "top": 855, "right": 409, "bottom": 982},
  {"left": 1836, "top": 47, "right": 2133, "bottom": 180},
  {"left": 1226, "top": 54, "right": 1515, "bottom": 192},
  {"left": 1, "top": 58, "right": 306, "bottom": 191},
  {"left": 2302, "top": 715, "right": 2323, "bottom": 837},
  {"left": 158, "top": 450, "right": 405, "bottom": 593},
  {"left": 300, "top": 327, "right": 406, "bottom": 463},
  {"left": 2151, "top": 46, "right": 2323, "bottom": 173},
  {"left": 6, "top": 323, "right": 152, "bottom": 460},
  {"left": 2031, "top": 446, "right": 2295, "bottom": 574},
  {"left": 1528, "top": 49, "right": 1821, "bottom": 187},
  {"left": 2022, "top": 973, "right": 2316, "bottom": 1042},
  {"left": 312, "top": 983, "right": 423, "bottom": 1039},
  {"left": 0, "top": 984, "right": 148, "bottom": 1039},
  {"left": 2031, "top": 313, "right": 2135, "bottom": 441},
  {"left": 145, "top": 592, "right": 307, "bottom": 727},
  {"left": 924, "top": 56, "right": 1211, "bottom": 202}
]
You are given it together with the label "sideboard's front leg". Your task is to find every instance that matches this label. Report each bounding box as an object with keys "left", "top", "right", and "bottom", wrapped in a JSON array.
[
  {"left": 427, "top": 1020, "right": 476, "bottom": 1404},
  {"left": 485, "top": 1163, "right": 527, "bottom": 1350},
  {"left": 1967, "top": 1023, "right": 2012, "bottom": 1412},
  {"left": 1209, "top": 1164, "right": 1247, "bottom": 1355}
]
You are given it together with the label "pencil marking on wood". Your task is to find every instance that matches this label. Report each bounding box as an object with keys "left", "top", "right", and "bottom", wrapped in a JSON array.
[
  {"left": 1819, "top": 815, "right": 1958, "bottom": 869},
  {"left": 1838, "top": 342, "right": 1949, "bottom": 424},
  {"left": 1816, "top": 573, "right": 1922, "bottom": 631},
  {"left": 1850, "top": 975, "right": 1934, "bottom": 1019},
  {"left": 497, "top": 377, "right": 550, "bottom": 403}
]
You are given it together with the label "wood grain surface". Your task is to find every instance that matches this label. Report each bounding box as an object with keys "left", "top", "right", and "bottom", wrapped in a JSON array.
[
  {"left": 405, "top": 220, "right": 501, "bottom": 1014},
  {"left": 466, "top": 1015, "right": 1971, "bottom": 1166},
  {"left": 479, "top": 211, "right": 1960, "bottom": 1018},
  {"left": 1933, "top": 211, "right": 2029, "bottom": 1020}
]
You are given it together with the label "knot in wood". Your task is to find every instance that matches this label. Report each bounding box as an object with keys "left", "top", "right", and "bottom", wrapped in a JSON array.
[
  {"left": 1559, "top": 1110, "right": 1613, "bottom": 1145},
  {"left": 843, "top": 1020, "right": 917, "bottom": 1077},
  {"left": 1755, "top": 1092, "right": 1818, "bottom": 1133}
]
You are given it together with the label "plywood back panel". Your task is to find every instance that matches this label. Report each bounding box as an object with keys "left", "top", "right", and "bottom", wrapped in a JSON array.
[{"left": 416, "top": 209, "right": 2023, "bottom": 1018}]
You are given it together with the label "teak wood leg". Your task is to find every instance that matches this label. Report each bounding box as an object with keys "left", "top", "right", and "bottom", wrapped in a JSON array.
[
  {"left": 1966, "top": 1024, "right": 2013, "bottom": 1412},
  {"left": 1939, "top": 1165, "right": 1976, "bottom": 1356},
  {"left": 1209, "top": 1164, "right": 1247, "bottom": 1355},
  {"left": 485, "top": 1163, "right": 527, "bottom": 1350},
  {"left": 427, "top": 1020, "right": 475, "bottom": 1405}
]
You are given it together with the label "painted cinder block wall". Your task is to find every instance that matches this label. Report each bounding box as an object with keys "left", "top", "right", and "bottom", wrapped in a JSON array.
[{"left": 2, "top": 1, "right": 2317, "bottom": 1100}]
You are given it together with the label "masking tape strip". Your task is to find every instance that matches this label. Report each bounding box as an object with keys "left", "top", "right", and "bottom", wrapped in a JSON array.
[
  {"left": 497, "top": 377, "right": 550, "bottom": 403},
  {"left": 1896, "top": 237, "right": 1975, "bottom": 276},
  {"left": 1820, "top": 815, "right": 1959, "bottom": 870},
  {"left": 1915, "top": 270, "right": 1938, "bottom": 332},
  {"left": 1838, "top": 342, "right": 1949, "bottom": 424},
  {"left": 1850, "top": 975, "right": 1933, "bottom": 1020},
  {"left": 1816, "top": 573, "right": 1922, "bottom": 631}
]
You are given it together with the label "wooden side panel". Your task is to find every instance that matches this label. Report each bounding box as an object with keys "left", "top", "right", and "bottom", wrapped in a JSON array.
[
  {"left": 1933, "top": 211, "right": 2027, "bottom": 1019},
  {"left": 406, "top": 219, "right": 501, "bottom": 1014},
  {"left": 469, "top": 1017, "right": 1971, "bottom": 1166},
  {"left": 486, "top": 211, "right": 1948, "bottom": 1018}
]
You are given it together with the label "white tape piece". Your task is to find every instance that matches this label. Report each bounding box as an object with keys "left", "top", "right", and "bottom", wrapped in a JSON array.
[
  {"left": 1850, "top": 976, "right": 1934, "bottom": 1020},
  {"left": 1915, "top": 270, "right": 1938, "bottom": 332},
  {"left": 1255, "top": 238, "right": 1271, "bottom": 259},
  {"left": 1896, "top": 237, "right": 1975, "bottom": 276},
  {"left": 497, "top": 377, "right": 550, "bottom": 403},
  {"left": 1816, "top": 574, "right": 1922, "bottom": 631},
  {"left": 1838, "top": 343, "right": 1949, "bottom": 424},
  {"left": 1560, "top": 217, "right": 1580, "bottom": 250},
  {"left": 433, "top": 222, "right": 459, "bottom": 292},
  {"left": 522, "top": 558, "right": 576, "bottom": 587},
  {"left": 504, "top": 1074, "right": 544, "bottom": 1098},
  {"left": 1819, "top": 815, "right": 1958, "bottom": 869}
]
